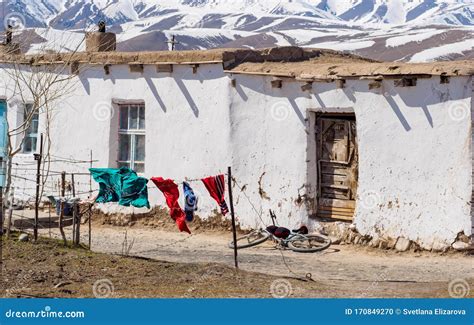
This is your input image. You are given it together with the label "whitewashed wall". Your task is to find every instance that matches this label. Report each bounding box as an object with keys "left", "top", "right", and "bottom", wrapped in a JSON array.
[
  {"left": 0, "top": 62, "right": 472, "bottom": 249},
  {"left": 346, "top": 76, "right": 472, "bottom": 250}
]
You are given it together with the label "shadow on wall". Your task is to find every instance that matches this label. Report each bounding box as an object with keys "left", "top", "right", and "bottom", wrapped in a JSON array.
[
  {"left": 233, "top": 76, "right": 310, "bottom": 127},
  {"left": 234, "top": 76, "right": 473, "bottom": 133},
  {"left": 173, "top": 77, "right": 199, "bottom": 117},
  {"left": 80, "top": 65, "right": 226, "bottom": 118},
  {"left": 380, "top": 78, "right": 471, "bottom": 131},
  {"left": 144, "top": 77, "right": 167, "bottom": 113},
  {"left": 79, "top": 75, "right": 90, "bottom": 95}
]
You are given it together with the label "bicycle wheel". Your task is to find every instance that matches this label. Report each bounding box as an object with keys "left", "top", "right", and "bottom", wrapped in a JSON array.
[
  {"left": 228, "top": 230, "right": 270, "bottom": 249},
  {"left": 287, "top": 233, "right": 331, "bottom": 253}
]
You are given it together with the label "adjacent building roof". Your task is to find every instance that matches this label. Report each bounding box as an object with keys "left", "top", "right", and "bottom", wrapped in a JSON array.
[
  {"left": 0, "top": 46, "right": 472, "bottom": 78},
  {"left": 227, "top": 60, "right": 474, "bottom": 78}
]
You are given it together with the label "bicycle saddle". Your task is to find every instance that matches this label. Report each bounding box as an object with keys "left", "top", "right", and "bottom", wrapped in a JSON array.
[{"left": 292, "top": 226, "right": 309, "bottom": 234}]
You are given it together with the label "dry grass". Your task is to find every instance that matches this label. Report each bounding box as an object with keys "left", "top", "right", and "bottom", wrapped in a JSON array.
[{"left": 0, "top": 233, "right": 310, "bottom": 298}]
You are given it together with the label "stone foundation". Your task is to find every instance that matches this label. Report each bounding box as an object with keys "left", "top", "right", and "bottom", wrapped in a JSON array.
[{"left": 321, "top": 221, "right": 473, "bottom": 253}]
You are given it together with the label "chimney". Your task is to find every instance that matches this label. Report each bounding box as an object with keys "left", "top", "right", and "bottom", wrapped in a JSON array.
[
  {"left": 6, "top": 25, "right": 12, "bottom": 45},
  {"left": 85, "top": 20, "right": 116, "bottom": 52},
  {"left": 0, "top": 25, "right": 21, "bottom": 55}
]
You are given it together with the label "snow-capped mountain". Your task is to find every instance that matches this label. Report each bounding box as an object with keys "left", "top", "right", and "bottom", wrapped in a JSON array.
[
  {"left": 3, "top": 0, "right": 473, "bottom": 27},
  {"left": 1, "top": 0, "right": 473, "bottom": 62}
]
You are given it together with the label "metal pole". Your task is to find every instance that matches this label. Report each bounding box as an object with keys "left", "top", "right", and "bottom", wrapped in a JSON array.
[
  {"left": 89, "top": 150, "right": 92, "bottom": 196},
  {"left": 71, "top": 173, "right": 76, "bottom": 244},
  {"left": 89, "top": 150, "right": 92, "bottom": 249},
  {"left": 34, "top": 133, "right": 43, "bottom": 241},
  {"left": 227, "top": 166, "right": 238, "bottom": 269}
]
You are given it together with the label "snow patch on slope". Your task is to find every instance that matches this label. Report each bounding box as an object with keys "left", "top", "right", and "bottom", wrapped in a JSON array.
[
  {"left": 410, "top": 39, "right": 473, "bottom": 61},
  {"left": 316, "top": 40, "right": 376, "bottom": 51},
  {"left": 385, "top": 29, "right": 447, "bottom": 47}
]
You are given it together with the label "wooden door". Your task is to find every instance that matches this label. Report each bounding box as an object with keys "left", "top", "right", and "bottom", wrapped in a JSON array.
[{"left": 316, "top": 116, "right": 358, "bottom": 221}]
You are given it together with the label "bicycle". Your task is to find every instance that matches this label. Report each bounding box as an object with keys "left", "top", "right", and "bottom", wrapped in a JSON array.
[{"left": 228, "top": 210, "right": 331, "bottom": 253}]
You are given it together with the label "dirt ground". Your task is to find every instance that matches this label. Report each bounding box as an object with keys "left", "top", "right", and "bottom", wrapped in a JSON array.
[
  {"left": 1, "top": 234, "right": 308, "bottom": 298},
  {"left": 3, "top": 210, "right": 474, "bottom": 298}
]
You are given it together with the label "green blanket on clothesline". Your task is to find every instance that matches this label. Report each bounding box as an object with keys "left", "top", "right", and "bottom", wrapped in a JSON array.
[{"left": 89, "top": 167, "right": 150, "bottom": 209}]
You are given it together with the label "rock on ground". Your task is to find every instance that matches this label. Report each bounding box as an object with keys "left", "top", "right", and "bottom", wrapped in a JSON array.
[{"left": 395, "top": 237, "right": 411, "bottom": 252}]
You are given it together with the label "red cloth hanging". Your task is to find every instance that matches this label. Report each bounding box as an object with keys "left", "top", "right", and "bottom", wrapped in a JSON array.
[
  {"left": 201, "top": 175, "right": 229, "bottom": 216},
  {"left": 151, "top": 177, "right": 191, "bottom": 234}
]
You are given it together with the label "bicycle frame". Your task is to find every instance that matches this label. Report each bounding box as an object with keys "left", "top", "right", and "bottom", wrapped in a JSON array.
[{"left": 264, "top": 229, "right": 309, "bottom": 247}]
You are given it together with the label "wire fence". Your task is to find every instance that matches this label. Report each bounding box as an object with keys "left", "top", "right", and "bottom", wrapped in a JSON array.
[{"left": 4, "top": 155, "right": 316, "bottom": 282}]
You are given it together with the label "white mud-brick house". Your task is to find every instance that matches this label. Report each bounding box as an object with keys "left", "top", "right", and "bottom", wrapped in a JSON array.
[{"left": 0, "top": 34, "right": 472, "bottom": 251}]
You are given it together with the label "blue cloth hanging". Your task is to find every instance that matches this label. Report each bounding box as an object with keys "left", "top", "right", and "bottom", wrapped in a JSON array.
[
  {"left": 183, "top": 181, "right": 198, "bottom": 222},
  {"left": 90, "top": 167, "right": 150, "bottom": 209}
]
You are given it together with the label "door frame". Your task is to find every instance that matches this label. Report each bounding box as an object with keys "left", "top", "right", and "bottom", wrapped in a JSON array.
[{"left": 306, "top": 108, "right": 356, "bottom": 219}]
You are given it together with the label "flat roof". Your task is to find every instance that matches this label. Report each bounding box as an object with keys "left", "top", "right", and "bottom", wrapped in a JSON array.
[
  {"left": 227, "top": 60, "right": 474, "bottom": 78},
  {"left": 0, "top": 46, "right": 472, "bottom": 77}
]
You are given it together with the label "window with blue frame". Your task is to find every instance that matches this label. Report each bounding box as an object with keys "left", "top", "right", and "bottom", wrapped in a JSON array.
[{"left": 22, "top": 103, "right": 39, "bottom": 154}]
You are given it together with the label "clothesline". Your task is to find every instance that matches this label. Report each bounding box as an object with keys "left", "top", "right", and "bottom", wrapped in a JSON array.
[
  {"left": 144, "top": 175, "right": 229, "bottom": 188},
  {"left": 171, "top": 174, "right": 229, "bottom": 184},
  {"left": 89, "top": 168, "right": 230, "bottom": 235}
]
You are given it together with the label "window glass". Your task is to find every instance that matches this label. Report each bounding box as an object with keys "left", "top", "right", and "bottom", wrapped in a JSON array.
[
  {"left": 118, "top": 104, "right": 145, "bottom": 173},
  {"left": 134, "top": 135, "right": 145, "bottom": 161},
  {"left": 23, "top": 137, "right": 33, "bottom": 153},
  {"left": 134, "top": 163, "right": 145, "bottom": 173},
  {"left": 118, "top": 162, "right": 130, "bottom": 169},
  {"left": 119, "top": 134, "right": 130, "bottom": 161},
  {"left": 129, "top": 105, "right": 138, "bottom": 129},
  {"left": 139, "top": 105, "right": 145, "bottom": 130},
  {"left": 30, "top": 118, "right": 39, "bottom": 133},
  {"left": 120, "top": 106, "right": 128, "bottom": 130},
  {"left": 22, "top": 104, "right": 39, "bottom": 153}
]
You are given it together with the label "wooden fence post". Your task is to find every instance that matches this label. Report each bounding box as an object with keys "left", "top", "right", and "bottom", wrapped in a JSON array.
[
  {"left": 34, "top": 133, "right": 43, "bottom": 241},
  {"left": 71, "top": 173, "right": 76, "bottom": 244},
  {"left": 59, "top": 171, "right": 67, "bottom": 245},
  {"left": 5, "top": 187, "right": 14, "bottom": 238}
]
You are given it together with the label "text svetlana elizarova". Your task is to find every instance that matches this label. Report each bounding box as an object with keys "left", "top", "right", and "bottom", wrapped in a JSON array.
[{"left": 344, "top": 308, "right": 466, "bottom": 316}]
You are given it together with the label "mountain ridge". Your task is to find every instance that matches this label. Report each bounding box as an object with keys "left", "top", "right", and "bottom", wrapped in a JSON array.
[{"left": 2, "top": 0, "right": 473, "bottom": 62}]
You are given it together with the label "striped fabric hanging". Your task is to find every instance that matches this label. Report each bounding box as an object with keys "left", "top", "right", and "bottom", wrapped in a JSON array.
[{"left": 201, "top": 174, "right": 229, "bottom": 216}]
